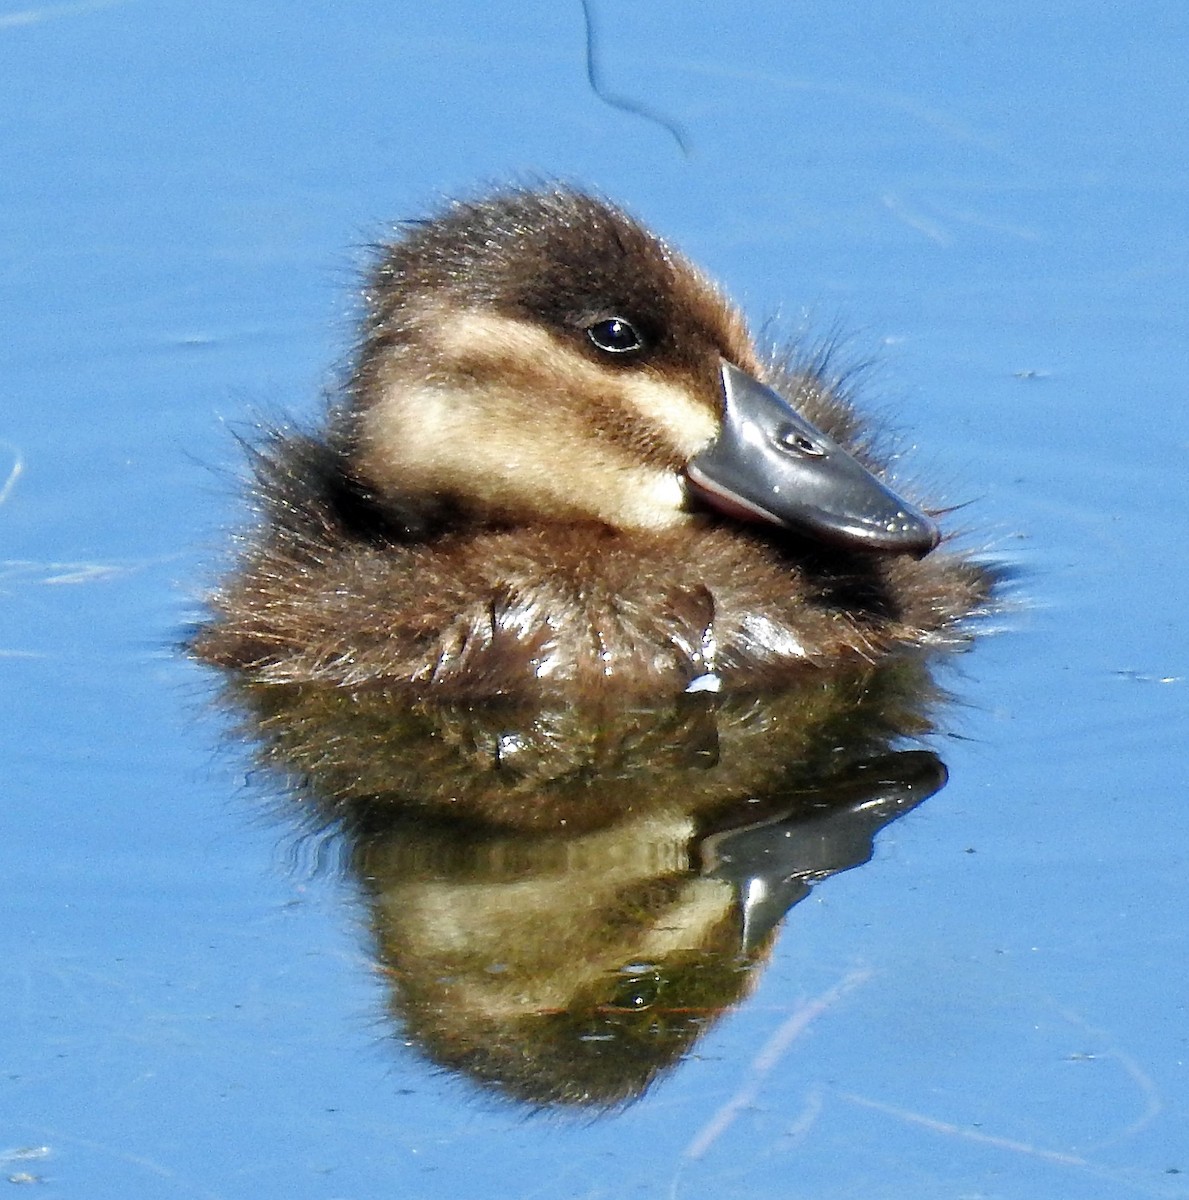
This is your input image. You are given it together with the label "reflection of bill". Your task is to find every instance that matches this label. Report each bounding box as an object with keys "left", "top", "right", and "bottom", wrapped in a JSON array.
[
  {"left": 701, "top": 750, "right": 944, "bottom": 953},
  {"left": 216, "top": 656, "right": 968, "bottom": 1108}
]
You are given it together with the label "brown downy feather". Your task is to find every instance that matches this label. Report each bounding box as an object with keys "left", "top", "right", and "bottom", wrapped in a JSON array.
[{"left": 192, "top": 187, "right": 994, "bottom": 700}]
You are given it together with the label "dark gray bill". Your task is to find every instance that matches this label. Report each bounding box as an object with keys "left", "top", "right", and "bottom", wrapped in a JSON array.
[{"left": 686, "top": 361, "right": 940, "bottom": 555}]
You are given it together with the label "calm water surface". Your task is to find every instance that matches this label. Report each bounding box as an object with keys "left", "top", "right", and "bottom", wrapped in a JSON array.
[{"left": 3, "top": 2, "right": 1187, "bottom": 1198}]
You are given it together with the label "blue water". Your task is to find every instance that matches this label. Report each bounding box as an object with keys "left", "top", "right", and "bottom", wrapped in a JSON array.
[{"left": 3, "top": 2, "right": 1187, "bottom": 1197}]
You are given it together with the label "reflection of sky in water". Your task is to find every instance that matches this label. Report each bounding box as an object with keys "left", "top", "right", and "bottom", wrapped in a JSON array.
[{"left": 3, "top": 1, "right": 1187, "bottom": 1196}]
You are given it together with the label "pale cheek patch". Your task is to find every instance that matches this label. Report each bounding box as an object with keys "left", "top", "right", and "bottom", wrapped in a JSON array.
[
  {"left": 620, "top": 377, "right": 718, "bottom": 458},
  {"left": 359, "top": 381, "right": 693, "bottom": 531}
]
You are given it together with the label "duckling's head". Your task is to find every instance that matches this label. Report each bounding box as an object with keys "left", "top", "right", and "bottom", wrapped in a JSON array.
[{"left": 343, "top": 187, "right": 937, "bottom": 555}]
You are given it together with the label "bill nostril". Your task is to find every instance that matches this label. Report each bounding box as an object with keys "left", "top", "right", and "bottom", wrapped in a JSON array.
[{"left": 776, "top": 427, "right": 827, "bottom": 458}]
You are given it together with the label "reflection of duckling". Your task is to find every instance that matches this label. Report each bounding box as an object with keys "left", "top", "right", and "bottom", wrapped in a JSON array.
[
  {"left": 225, "top": 610, "right": 959, "bottom": 1109},
  {"left": 194, "top": 187, "right": 991, "bottom": 698},
  {"left": 352, "top": 739, "right": 944, "bottom": 1109}
]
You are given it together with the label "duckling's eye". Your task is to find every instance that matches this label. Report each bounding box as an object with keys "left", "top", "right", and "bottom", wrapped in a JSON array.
[{"left": 586, "top": 317, "right": 644, "bottom": 355}]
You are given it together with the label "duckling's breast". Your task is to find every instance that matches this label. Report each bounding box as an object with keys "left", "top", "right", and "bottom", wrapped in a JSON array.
[{"left": 194, "top": 521, "right": 990, "bottom": 699}]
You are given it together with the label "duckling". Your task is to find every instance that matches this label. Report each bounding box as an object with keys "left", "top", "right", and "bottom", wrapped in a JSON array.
[{"left": 192, "top": 186, "right": 991, "bottom": 699}]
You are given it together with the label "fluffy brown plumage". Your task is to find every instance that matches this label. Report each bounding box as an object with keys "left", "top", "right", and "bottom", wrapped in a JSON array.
[{"left": 192, "top": 187, "right": 992, "bottom": 699}]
